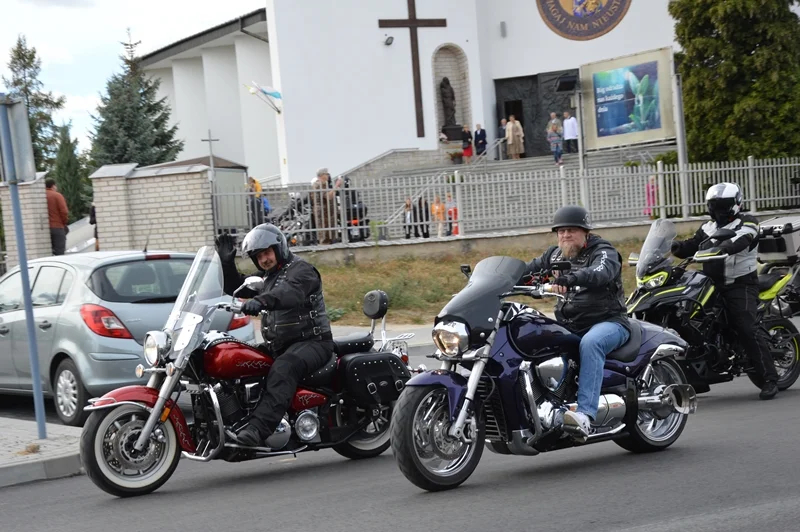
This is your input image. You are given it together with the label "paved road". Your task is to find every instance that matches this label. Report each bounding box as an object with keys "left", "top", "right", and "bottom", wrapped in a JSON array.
[{"left": 1, "top": 378, "right": 799, "bottom": 532}]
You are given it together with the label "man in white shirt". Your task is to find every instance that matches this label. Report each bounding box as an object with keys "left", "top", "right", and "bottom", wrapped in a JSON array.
[{"left": 563, "top": 111, "right": 579, "bottom": 154}]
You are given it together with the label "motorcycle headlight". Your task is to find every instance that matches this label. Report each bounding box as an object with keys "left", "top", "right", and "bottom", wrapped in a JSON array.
[
  {"left": 143, "top": 331, "right": 170, "bottom": 366},
  {"left": 432, "top": 321, "right": 469, "bottom": 358},
  {"left": 637, "top": 272, "right": 668, "bottom": 290}
]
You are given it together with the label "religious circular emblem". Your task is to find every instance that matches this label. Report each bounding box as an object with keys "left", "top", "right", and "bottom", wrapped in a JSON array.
[{"left": 537, "top": 0, "right": 632, "bottom": 41}]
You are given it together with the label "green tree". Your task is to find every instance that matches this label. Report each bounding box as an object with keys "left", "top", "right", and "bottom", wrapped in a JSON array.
[
  {"left": 1, "top": 35, "right": 66, "bottom": 171},
  {"left": 52, "top": 124, "right": 90, "bottom": 223},
  {"left": 669, "top": 0, "right": 800, "bottom": 162},
  {"left": 90, "top": 32, "right": 183, "bottom": 166}
]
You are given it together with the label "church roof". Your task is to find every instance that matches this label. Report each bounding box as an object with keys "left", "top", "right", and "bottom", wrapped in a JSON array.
[
  {"left": 146, "top": 155, "right": 248, "bottom": 171},
  {"left": 140, "top": 8, "right": 267, "bottom": 68}
]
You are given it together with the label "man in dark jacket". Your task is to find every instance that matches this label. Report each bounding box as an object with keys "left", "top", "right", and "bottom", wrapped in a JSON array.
[
  {"left": 671, "top": 182, "right": 778, "bottom": 400},
  {"left": 519, "top": 205, "right": 630, "bottom": 440},
  {"left": 215, "top": 224, "right": 333, "bottom": 447}
]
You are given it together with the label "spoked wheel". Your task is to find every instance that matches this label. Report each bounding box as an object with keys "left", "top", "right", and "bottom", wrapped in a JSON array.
[
  {"left": 390, "top": 386, "right": 484, "bottom": 491},
  {"left": 748, "top": 319, "right": 800, "bottom": 391},
  {"left": 615, "top": 358, "right": 690, "bottom": 453},
  {"left": 80, "top": 404, "right": 181, "bottom": 497},
  {"left": 332, "top": 403, "right": 393, "bottom": 459}
]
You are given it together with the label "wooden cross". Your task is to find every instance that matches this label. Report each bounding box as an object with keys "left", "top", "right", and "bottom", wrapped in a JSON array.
[{"left": 379, "top": 0, "right": 446, "bottom": 138}]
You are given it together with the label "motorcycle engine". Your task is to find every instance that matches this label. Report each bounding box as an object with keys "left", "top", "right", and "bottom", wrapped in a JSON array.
[{"left": 214, "top": 383, "right": 246, "bottom": 424}]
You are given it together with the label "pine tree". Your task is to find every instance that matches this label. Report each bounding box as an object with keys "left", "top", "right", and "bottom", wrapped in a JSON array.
[
  {"left": 1, "top": 35, "right": 66, "bottom": 171},
  {"left": 52, "top": 124, "right": 90, "bottom": 223},
  {"left": 669, "top": 0, "right": 800, "bottom": 162},
  {"left": 90, "top": 31, "right": 183, "bottom": 167}
]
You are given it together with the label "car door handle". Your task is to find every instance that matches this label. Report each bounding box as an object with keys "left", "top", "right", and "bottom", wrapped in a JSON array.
[
  {"left": 0, "top": 326, "right": 8, "bottom": 335},
  {"left": 38, "top": 321, "right": 52, "bottom": 330}
]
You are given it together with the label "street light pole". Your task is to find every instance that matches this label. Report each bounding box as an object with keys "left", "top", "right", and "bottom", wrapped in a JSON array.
[{"left": 0, "top": 94, "right": 47, "bottom": 439}]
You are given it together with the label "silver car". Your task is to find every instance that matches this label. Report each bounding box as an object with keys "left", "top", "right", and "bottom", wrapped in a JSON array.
[{"left": 0, "top": 250, "right": 256, "bottom": 425}]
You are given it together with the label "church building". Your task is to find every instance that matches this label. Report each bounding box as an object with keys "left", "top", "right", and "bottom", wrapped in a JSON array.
[{"left": 141, "top": 1, "right": 679, "bottom": 185}]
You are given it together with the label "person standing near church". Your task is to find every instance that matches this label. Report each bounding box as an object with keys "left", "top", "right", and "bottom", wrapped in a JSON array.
[
  {"left": 506, "top": 115, "right": 525, "bottom": 159},
  {"left": 498, "top": 118, "right": 508, "bottom": 159},
  {"left": 312, "top": 168, "right": 335, "bottom": 245},
  {"left": 563, "top": 111, "right": 579, "bottom": 154},
  {"left": 546, "top": 112, "right": 562, "bottom": 137},
  {"left": 46, "top": 179, "right": 69, "bottom": 255},
  {"left": 461, "top": 125, "right": 474, "bottom": 164},
  {"left": 474, "top": 124, "right": 486, "bottom": 156}
]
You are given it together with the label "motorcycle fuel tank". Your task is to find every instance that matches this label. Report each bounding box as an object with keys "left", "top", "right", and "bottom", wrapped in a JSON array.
[
  {"left": 508, "top": 312, "right": 581, "bottom": 360},
  {"left": 203, "top": 338, "right": 275, "bottom": 380}
]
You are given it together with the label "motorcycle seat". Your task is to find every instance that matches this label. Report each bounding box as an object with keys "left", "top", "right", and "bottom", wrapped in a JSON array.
[
  {"left": 758, "top": 272, "right": 785, "bottom": 293},
  {"left": 302, "top": 352, "right": 338, "bottom": 387},
  {"left": 333, "top": 332, "right": 375, "bottom": 357},
  {"left": 606, "top": 320, "right": 643, "bottom": 363}
]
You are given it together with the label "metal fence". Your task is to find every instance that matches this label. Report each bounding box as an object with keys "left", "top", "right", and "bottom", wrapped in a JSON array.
[{"left": 211, "top": 156, "right": 800, "bottom": 246}]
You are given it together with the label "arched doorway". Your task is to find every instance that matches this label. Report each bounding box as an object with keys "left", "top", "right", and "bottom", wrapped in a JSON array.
[{"left": 432, "top": 44, "right": 471, "bottom": 139}]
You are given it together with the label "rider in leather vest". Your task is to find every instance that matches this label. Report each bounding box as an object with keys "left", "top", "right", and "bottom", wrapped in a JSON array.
[{"left": 216, "top": 224, "right": 334, "bottom": 446}]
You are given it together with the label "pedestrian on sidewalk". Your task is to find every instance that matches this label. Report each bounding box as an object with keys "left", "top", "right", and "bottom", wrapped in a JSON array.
[{"left": 46, "top": 179, "right": 69, "bottom": 255}]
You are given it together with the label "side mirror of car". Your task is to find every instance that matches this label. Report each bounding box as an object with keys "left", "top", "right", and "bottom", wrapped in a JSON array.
[{"left": 460, "top": 264, "right": 472, "bottom": 280}]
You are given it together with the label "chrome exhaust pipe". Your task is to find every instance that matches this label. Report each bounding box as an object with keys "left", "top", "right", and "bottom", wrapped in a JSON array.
[{"left": 638, "top": 384, "right": 698, "bottom": 418}]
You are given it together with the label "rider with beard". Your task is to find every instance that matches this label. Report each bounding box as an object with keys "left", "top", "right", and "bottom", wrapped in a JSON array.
[
  {"left": 670, "top": 182, "right": 778, "bottom": 400},
  {"left": 519, "top": 205, "right": 630, "bottom": 440},
  {"left": 215, "top": 224, "right": 333, "bottom": 446}
]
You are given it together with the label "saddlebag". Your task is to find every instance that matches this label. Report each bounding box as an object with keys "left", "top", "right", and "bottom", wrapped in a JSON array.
[
  {"left": 758, "top": 216, "right": 800, "bottom": 264},
  {"left": 338, "top": 352, "right": 411, "bottom": 406}
]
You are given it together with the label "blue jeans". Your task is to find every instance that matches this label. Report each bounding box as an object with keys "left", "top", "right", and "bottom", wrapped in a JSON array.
[
  {"left": 576, "top": 322, "right": 630, "bottom": 420},
  {"left": 553, "top": 146, "right": 562, "bottom": 162}
]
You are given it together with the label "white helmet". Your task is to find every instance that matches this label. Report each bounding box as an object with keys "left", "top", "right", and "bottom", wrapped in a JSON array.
[{"left": 705, "top": 182, "right": 743, "bottom": 224}]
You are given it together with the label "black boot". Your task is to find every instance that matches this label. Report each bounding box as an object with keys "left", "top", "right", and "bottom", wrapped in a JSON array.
[
  {"left": 759, "top": 380, "right": 778, "bottom": 400},
  {"left": 236, "top": 425, "right": 263, "bottom": 447}
]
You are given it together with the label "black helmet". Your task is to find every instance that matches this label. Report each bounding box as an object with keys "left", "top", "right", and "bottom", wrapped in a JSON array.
[
  {"left": 551, "top": 205, "right": 592, "bottom": 232},
  {"left": 705, "top": 182, "right": 743, "bottom": 225},
  {"left": 241, "top": 223, "right": 290, "bottom": 271}
]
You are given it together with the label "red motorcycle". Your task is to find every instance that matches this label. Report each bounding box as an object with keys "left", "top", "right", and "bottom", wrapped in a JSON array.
[{"left": 80, "top": 246, "right": 418, "bottom": 497}]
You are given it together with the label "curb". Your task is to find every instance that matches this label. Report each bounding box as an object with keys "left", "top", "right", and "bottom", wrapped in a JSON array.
[{"left": 0, "top": 451, "right": 84, "bottom": 490}]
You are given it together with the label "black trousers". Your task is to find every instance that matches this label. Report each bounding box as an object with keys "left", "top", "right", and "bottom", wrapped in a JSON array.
[
  {"left": 564, "top": 139, "right": 578, "bottom": 153},
  {"left": 721, "top": 281, "right": 778, "bottom": 383},
  {"left": 249, "top": 339, "right": 333, "bottom": 436}
]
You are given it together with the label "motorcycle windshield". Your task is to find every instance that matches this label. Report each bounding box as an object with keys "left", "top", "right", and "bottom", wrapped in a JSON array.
[
  {"left": 636, "top": 219, "right": 678, "bottom": 278},
  {"left": 164, "top": 246, "right": 225, "bottom": 355},
  {"left": 438, "top": 256, "right": 527, "bottom": 344}
]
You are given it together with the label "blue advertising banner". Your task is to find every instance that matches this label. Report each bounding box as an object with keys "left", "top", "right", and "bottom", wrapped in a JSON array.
[{"left": 592, "top": 60, "right": 661, "bottom": 138}]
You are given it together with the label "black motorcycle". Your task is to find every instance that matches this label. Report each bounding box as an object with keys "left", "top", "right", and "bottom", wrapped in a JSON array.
[{"left": 626, "top": 219, "right": 800, "bottom": 393}]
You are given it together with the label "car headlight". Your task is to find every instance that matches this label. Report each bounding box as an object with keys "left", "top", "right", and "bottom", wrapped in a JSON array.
[
  {"left": 432, "top": 321, "right": 469, "bottom": 358},
  {"left": 143, "top": 331, "right": 170, "bottom": 366},
  {"left": 637, "top": 272, "right": 668, "bottom": 290}
]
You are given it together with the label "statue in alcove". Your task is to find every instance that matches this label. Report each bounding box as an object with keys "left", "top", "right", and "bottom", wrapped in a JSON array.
[{"left": 440, "top": 77, "right": 456, "bottom": 126}]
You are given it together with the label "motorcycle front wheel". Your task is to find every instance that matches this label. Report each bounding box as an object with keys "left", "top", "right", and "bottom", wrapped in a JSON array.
[
  {"left": 390, "top": 386, "right": 484, "bottom": 492},
  {"left": 80, "top": 404, "right": 181, "bottom": 498}
]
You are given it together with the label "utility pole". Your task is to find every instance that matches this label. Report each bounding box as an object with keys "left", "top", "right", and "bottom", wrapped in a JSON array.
[{"left": 0, "top": 94, "right": 47, "bottom": 439}]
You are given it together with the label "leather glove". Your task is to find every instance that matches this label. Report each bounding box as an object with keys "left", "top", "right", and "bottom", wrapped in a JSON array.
[
  {"left": 215, "top": 233, "right": 237, "bottom": 264},
  {"left": 553, "top": 273, "right": 578, "bottom": 287},
  {"left": 240, "top": 299, "right": 265, "bottom": 317},
  {"left": 670, "top": 241, "right": 681, "bottom": 254},
  {"left": 718, "top": 240, "right": 734, "bottom": 254}
]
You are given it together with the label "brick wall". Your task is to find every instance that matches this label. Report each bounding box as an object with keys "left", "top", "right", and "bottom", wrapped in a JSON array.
[
  {"left": 92, "top": 170, "right": 215, "bottom": 253},
  {"left": 0, "top": 176, "right": 52, "bottom": 269}
]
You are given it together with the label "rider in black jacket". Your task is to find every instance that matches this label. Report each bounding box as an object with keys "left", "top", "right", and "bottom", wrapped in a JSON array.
[
  {"left": 519, "top": 206, "right": 630, "bottom": 440},
  {"left": 671, "top": 182, "right": 778, "bottom": 400},
  {"left": 216, "top": 224, "right": 333, "bottom": 446}
]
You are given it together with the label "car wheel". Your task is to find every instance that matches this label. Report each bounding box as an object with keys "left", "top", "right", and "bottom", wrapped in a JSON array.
[{"left": 54, "top": 358, "right": 90, "bottom": 426}]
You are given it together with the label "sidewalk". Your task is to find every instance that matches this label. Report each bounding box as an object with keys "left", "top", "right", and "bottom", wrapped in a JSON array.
[{"left": 0, "top": 418, "right": 83, "bottom": 489}]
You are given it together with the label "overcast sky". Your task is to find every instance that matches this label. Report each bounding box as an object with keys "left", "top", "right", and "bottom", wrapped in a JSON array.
[{"left": 0, "top": 0, "right": 266, "bottom": 151}]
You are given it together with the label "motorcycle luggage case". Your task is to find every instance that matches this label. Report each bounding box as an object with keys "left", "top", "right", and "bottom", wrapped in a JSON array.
[
  {"left": 758, "top": 216, "right": 800, "bottom": 264},
  {"left": 338, "top": 352, "right": 411, "bottom": 406}
]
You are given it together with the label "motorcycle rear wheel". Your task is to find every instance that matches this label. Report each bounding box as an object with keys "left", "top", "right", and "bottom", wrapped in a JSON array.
[
  {"left": 747, "top": 318, "right": 800, "bottom": 391},
  {"left": 332, "top": 403, "right": 393, "bottom": 459},
  {"left": 390, "top": 386, "right": 484, "bottom": 492},
  {"left": 614, "top": 358, "right": 690, "bottom": 454},
  {"left": 80, "top": 404, "right": 181, "bottom": 498}
]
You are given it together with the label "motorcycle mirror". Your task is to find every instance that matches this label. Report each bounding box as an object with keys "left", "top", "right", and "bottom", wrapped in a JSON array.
[
  {"left": 551, "top": 261, "right": 572, "bottom": 272},
  {"left": 711, "top": 228, "right": 737, "bottom": 240},
  {"left": 460, "top": 264, "right": 472, "bottom": 279},
  {"left": 628, "top": 252, "right": 640, "bottom": 266},
  {"left": 234, "top": 276, "right": 265, "bottom": 297}
]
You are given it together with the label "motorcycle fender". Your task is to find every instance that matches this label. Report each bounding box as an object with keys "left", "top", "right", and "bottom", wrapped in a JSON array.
[
  {"left": 405, "top": 370, "right": 468, "bottom": 422},
  {"left": 85, "top": 385, "right": 196, "bottom": 453}
]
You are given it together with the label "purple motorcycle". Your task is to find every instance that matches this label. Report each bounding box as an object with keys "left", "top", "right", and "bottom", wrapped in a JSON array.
[{"left": 390, "top": 256, "right": 698, "bottom": 491}]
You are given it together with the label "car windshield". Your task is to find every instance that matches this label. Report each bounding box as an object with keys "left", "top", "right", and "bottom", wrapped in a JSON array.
[
  {"left": 636, "top": 219, "right": 678, "bottom": 278},
  {"left": 164, "top": 246, "right": 225, "bottom": 355}
]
